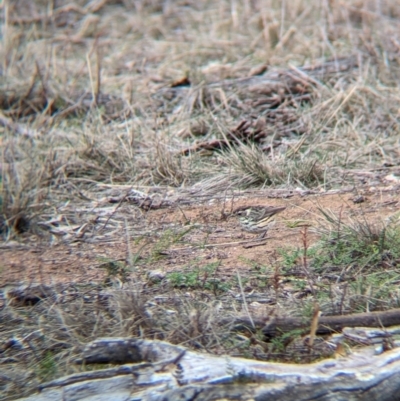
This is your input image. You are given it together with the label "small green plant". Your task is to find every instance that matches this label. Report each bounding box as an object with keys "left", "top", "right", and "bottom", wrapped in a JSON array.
[
  {"left": 167, "top": 270, "right": 199, "bottom": 288},
  {"left": 269, "top": 328, "right": 305, "bottom": 355},
  {"left": 148, "top": 227, "right": 194, "bottom": 262},
  {"left": 166, "top": 261, "right": 230, "bottom": 292},
  {"left": 279, "top": 244, "right": 320, "bottom": 269},
  {"left": 98, "top": 258, "right": 129, "bottom": 282},
  {"left": 38, "top": 351, "right": 57, "bottom": 381},
  {"left": 269, "top": 336, "right": 286, "bottom": 353}
]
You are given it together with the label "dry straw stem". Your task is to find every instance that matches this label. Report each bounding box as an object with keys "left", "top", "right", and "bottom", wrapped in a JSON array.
[{"left": 308, "top": 303, "right": 320, "bottom": 348}]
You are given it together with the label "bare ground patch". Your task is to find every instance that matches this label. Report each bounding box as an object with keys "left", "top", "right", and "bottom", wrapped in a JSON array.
[{"left": 2, "top": 186, "right": 400, "bottom": 287}]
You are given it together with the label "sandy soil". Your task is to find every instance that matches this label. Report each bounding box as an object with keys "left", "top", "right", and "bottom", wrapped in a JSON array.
[{"left": 2, "top": 184, "right": 399, "bottom": 287}]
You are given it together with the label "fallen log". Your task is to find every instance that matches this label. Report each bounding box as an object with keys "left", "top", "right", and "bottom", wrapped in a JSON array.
[
  {"left": 16, "top": 336, "right": 400, "bottom": 401},
  {"left": 262, "top": 308, "right": 400, "bottom": 337}
]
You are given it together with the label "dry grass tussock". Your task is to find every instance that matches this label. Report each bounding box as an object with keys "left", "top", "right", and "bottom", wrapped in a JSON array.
[
  {"left": 1, "top": 282, "right": 235, "bottom": 398},
  {"left": 221, "top": 142, "right": 323, "bottom": 188}
]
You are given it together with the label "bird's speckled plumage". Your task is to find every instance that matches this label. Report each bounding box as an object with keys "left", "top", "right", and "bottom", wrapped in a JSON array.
[{"left": 234, "top": 205, "right": 286, "bottom": 234}]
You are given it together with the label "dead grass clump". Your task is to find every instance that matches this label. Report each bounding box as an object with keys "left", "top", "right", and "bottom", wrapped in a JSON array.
[
  {"left": 151, "top": 144, "right": 188, "bottom": 186},
  {"left": 113, "top": 288, "right": 227, "bottom": 349},
  {"left": 0, "top": 283, "right": 233, "bottom": 399},
  {"left": 158, "top": 299, "right": 226, "bottom": 349},
  {"left": 54, "top": 116, "right": 140, "bottom": 184},
  {"left": 1, "top": 138, "right": 53, "bottom": 238},
  {"left": 112, "top": 287, "right": 156, "bottom": 336},
  {"left": 221, "top": 143, "right": 323, "bottom": 188}
]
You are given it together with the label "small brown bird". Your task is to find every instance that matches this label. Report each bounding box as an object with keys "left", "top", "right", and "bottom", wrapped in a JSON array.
[{"left": 234, "top": 205, "right": 286, "bottom": 236}]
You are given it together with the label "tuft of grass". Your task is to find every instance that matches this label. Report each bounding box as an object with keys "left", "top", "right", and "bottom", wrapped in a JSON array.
[
  {"left": 220, "top": 143, "right": 324, "bottom": 188},
  {"left": 1, "top": 137, "right": 53, "bottom": 239},
  {"left": 313, "top": 207, "right": 400, "bottom": 275},
  {"left": 279, "top": 207, "right": 400, "bottom": 315},
  {"left": 1, "top": 281, "right": 238, "bottom": 399},
  {"left": 166, "top": 261, "right": 230, "bottom": 293},
  {"left": 38, "top": 351, "right": 58, "bottom": 382},
  {"left": 152, "top": 143, "right": 188, "bottom": 186}
]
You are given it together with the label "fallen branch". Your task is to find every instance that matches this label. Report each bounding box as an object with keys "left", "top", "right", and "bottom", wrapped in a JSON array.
[
  {"left": 181, "top": 119, "right": 283, "bottom": 154},
  {"left": 17, "top": 337, "right": 400, "bottom": 401},
  {"left": 261, "top": 308, "right": 400, "bottom": 337}
]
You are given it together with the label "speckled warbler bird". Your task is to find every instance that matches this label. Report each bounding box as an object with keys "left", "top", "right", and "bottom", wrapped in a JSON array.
[{"left": 233, "top": 205, "right": 286, "bottom": 236}]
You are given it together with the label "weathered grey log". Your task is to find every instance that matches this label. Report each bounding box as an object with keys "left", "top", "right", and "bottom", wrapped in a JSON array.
[{"left": 15, "top": 337, "right": 400, "bottom": 401}]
